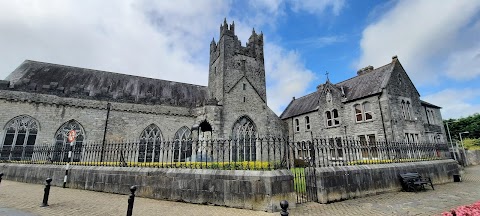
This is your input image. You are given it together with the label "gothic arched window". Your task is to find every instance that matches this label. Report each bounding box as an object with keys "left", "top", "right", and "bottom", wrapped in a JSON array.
[
  {"left": 231, "top": 116, "right": 257, "bottom": 161},
  {"left": 138, "top": 124, "right": 162, "bottom": 163},
  {"left": 174, "top": 126, "right": 192, "bottom": 162},
  {"left": 1, "top": 115, "right": 39, "bottom": 161},
  {"left": 53, "top": 120, "right": 85, "bottom": 162}
]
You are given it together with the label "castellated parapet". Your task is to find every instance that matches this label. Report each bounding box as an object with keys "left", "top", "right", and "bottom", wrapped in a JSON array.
[{"left": 208, "top": 19, "right": 266, "bottom": 104}]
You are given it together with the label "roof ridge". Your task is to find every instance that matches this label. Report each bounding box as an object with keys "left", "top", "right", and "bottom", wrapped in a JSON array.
[
  {"left": 23, "top": 60, "right": 207, "bottom": 88},
  {"left": 335, "top": 62, "right": 393, "bottom": 85},
  {"left": 291, "top": 90, "right": 318, "bottom": 101}
]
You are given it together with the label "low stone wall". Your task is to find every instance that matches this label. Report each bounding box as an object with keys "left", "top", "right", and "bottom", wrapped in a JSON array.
[
  {"left": 466, "top": 150, "right": 480, "bottom": 165},
  {"left": 0, "top": 164, "right": 295, "bottom": 212},
  {"left": 312, "top": 160, "right": 459, "bottom": 203}
]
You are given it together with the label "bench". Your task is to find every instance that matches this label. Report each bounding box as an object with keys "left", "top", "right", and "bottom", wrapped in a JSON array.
[{"left": 399, "top": 172, "right": 434, "bottom": 192}]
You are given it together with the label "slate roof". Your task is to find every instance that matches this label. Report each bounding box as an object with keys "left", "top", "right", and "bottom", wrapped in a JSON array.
[
  {"left": 280, "top": 62, "right": 395, "bottom": 119},
  {"left": 420, "top": 100, "right": 441, "bottom": 109},
  {"left": 3, "top": 60, "right": 208, "bottom": 107}
]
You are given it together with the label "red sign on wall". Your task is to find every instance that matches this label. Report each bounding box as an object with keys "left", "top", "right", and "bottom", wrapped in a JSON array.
[{"left": 67, "top": 130, "right": 76, "bottom": 143}]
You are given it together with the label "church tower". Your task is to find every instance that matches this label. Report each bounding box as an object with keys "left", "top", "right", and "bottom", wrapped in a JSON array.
[{"left": 208, "top": 19, "right": 266, "bottom": 105}]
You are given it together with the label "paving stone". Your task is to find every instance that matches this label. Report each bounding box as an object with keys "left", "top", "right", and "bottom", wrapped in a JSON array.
[{"left": 1, "top": 165, "right": 480, "bottom": 215}]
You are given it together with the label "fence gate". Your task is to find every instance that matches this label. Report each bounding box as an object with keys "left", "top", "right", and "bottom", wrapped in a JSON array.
[{"left": 291, "top": 141, "right": 318, "bottom": 204}]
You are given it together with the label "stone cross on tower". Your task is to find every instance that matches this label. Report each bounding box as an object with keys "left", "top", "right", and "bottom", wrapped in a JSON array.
[{"left": 326, "top": 71, "right": 330, "bottom": 82}]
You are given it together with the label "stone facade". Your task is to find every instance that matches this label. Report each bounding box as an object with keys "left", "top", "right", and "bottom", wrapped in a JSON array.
[
  {"left": 0, "top": 20, "right": 286, "bottom": 156},
  {"left": 281, "top": 56, "right": 446, "bottom": 143},
  {"left": 0, "top": 163, "right": 296, "bottom": 212},
  {"left": 0, "top": 20, "right": 445, "bottom": 160}
]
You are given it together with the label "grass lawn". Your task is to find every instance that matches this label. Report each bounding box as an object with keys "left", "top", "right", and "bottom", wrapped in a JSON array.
[{"left": 291, "top": 167, "right": 306, "bottom": 193}]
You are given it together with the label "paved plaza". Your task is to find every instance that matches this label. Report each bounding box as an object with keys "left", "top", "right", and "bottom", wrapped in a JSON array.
[{"left": 1, "top": 165, "right": 480, "bottom": 216}]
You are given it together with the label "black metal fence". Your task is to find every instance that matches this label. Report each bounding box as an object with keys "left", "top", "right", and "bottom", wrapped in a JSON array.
[{"left": 0, "top": 138, "right": 451, "bottom": 170}]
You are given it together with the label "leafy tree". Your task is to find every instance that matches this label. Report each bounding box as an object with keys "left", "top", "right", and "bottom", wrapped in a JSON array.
[{"left": 444, "top": 113, "right": 480, "bottom": 142}]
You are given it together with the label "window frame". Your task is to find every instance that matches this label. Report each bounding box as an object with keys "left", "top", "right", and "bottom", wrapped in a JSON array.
[
  {"left": 363, "top": 102, "right": 373, "bottom": 121},
  {"left": 354, "top": 104, "right": 363, "bottom": 122},
  {"left": 1, "top": 115, "right": 39, "bottom": 161},
  {"left": 326, "top": 111, "right": 332, "bottom": 127},
  {"left": 295, "top": 119, "right": 300, "bottom": 132},
  {"left": 305, "top": 116, "right": 311, "bottom": 131}
]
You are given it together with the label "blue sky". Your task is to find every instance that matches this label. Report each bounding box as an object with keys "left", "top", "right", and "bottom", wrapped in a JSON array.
[{"left": 0, "top": 0, "right": 479, "bottom": 119}]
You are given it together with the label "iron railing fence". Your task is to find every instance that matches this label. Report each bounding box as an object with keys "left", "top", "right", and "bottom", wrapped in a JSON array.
[{"left": 0, "top": 138, "right": 451, "bottom": 170}]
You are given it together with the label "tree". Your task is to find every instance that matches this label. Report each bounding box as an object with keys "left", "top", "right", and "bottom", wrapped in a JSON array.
[{"left": 444, "top": 113, "right": 480, "bottom": 141}]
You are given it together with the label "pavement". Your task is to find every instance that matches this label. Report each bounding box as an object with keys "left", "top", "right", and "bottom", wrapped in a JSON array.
[{"left": 0, "top": 165, "right": 479, "bottom": 216}]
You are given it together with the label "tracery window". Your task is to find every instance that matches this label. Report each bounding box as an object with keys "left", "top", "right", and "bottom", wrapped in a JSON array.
[
  {"left": 138, "top": 124, "right": 163, "bottom": 163},
  {"left": 232, "top": 116, "right": 256, "bottom": 161},
  {"left": 1, "top": 115, "right": 39, "bottom": 161},
  {"left": 53, "top": 120, "right": 85, "bottom": 162},
  {"left": 173, "top": 126, "right": 192, "bottom": 162}
]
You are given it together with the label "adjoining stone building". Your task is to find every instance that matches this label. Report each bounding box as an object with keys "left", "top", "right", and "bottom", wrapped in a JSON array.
[
  {"left": 280, "top": 56, "right": 446, "bottom": 144},
  {"left": 0, "top": 19, "right": 445, "bottom": 163}
]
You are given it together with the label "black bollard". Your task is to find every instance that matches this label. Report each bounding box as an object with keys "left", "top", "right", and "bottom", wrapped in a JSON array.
[
  {"left": 0, "top": 173, "right": 3, "bottom": 184},
  {"left": 126, "top": 185, "right": 137, "bottom": 216},
  {"left": 40, "top": 178, "right": 53, "bottom": 207},
  {"left": 280, "top": 200, "right": 289, "bottom": 216}
]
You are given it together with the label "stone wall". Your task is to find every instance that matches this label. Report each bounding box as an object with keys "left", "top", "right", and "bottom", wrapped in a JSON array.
[
  {"left": 312, "top": 159, "right": 459, "bottom": 203},
  {"left": 466, "top": 150, "right": 480, "bottom": 165},
  {"left": 0, "top": 90, "right": 198, "bottom": 145},
  {"left": 0, "top": 163, "right": 296, "bottom": 212}
]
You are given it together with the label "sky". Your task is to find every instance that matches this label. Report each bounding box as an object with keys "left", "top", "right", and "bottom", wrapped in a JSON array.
[{"left": 0, "top": 0, "right": 479, "bottom": 119}]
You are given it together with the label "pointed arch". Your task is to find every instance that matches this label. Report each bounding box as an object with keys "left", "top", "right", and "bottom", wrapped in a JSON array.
[
  {"left": 53, "top": 119, "right": 86, "bottom": 162},
  {"left": 231, "top": 115, "right": 257, "bottom": 161},
  {"left": 174, "top": 126, "right": 192, "bottom": 162},
  {"left": 138, "top": 124, "right": 163, "bottom": 162},
  {"left": 1, "top": 115, "right": 39, "bottom": 160}
]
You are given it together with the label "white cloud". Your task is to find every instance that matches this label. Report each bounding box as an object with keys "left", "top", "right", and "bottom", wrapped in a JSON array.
[
  {"left": 423, "top": 88, "right": 480, "bottom": 119},
  {"left": 264, "top": 43, "right": 316, "bottom": 114},
  {"left": 290, "top": 0, "right": 345, "bottom": 16},
  {"left": 293, "top": 35, "right": 346, "bottom": 48},
  {"left": 0, "top": 0, "right": 334, "bottom": 115},
  {"left": 356, "top": 0, "right": 480, "bottom": 84},
  {"left": 0, "top": 0, "right": 229, "bottom": 85},
  {"left": 445, "top": 37, "right": 480, "bottom": 80}
]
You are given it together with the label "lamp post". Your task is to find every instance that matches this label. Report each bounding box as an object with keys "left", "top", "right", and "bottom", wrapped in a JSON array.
[
  {"left": 459, "top": 131, "right": 469, "bottom": 166},
  {"left": 445, "top": 121, "right": 457, "bottom": 161}
]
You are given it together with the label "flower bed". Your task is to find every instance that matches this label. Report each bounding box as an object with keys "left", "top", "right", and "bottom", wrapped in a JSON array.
[{"left": 442, "top": 200, "right": 480, "bottom": 216}]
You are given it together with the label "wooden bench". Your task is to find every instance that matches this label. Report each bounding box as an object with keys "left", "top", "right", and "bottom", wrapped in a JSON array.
[{"left": 399, "top": 172, "right": 434, "bottom": 192}]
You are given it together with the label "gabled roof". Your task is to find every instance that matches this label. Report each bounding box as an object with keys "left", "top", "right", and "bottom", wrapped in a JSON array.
[
  {"left": 280, "top": 61, "right": 395, "bottom": 119},
  {"left": 3, "top": 60, "right": 208, "bottom": 107},
  {"left": 420, "top": 100, "right": 442, "bottom": 109},
  {"left": 280, "top": 92, "right": 319, "bottom": 119}
]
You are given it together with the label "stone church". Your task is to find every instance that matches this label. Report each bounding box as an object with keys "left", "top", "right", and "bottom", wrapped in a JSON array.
[{"left": 0, "top": 20, "right": 446, "bottom": 162}]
